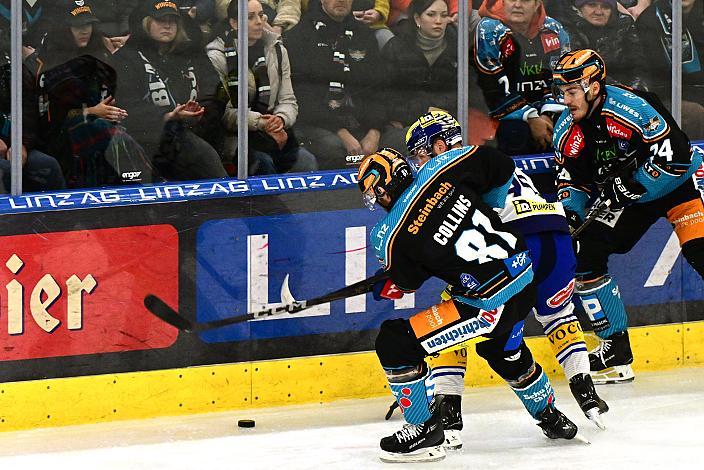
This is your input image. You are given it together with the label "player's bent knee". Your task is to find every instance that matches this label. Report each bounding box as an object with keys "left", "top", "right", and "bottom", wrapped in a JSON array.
[
  {"left": 376, "top": 319, "right": 426, "bottom": 369},
  {"left": 476, "top": 338, "right": 534, "bottom": 382}
]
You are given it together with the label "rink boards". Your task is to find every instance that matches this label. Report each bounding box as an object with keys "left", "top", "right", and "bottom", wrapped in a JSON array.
[{"left": 0, "top": 144, "right": 702, "bottom": 431}]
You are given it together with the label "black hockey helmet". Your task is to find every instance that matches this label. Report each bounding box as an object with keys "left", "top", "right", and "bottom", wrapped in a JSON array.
[{"left": 357, "top": 148, "right": 414, "bottom": 211}]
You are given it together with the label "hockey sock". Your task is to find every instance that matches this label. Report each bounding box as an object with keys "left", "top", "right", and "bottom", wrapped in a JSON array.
[
  {"left": 427, "top": 348, "right": 467, "bottom": 396},
  {"left": 509, "top": 363, "right": 555, "bottom": 419},
  {"left": 535, "top": 304, "right": 589, "bottom": 380},
  {"left": 576, "top": 275, "right": 628, "bottom": 339},
  {"left": 385, "top": 363, "right": 434, "bottom": 425}
]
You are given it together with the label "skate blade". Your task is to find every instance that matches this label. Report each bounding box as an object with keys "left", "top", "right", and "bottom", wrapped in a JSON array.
[
  {"left": 591, "top": 365, "right": 635, "bottom": 385},
  {"left": 379, "top": 445, "right": 446, "bottom": 463},
  {"left": 573, "top": 432, "right": 591, "bottom": 445},
  {"left": 585, "top": 408, "right": 606, "bottom": 430},
  {"left": 443, "top": 429, "right": 463, "bottom": 450}
]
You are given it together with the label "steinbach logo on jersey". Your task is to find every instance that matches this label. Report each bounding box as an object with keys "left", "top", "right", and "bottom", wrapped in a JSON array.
[
  {"left": 547, "top": 279, "right": 575, "bottom": 308},
  {"left": 407, "top": 182, "right": 454, "bottom": 235},
  {"left": 541, "top": 33, "right": 560, "bottom": 53},
  {"left": 564, "top": 127, "right": 585, "bottom": 158},
  {"left": 606, "top": 117, "right": 633, "bottom": 140}
]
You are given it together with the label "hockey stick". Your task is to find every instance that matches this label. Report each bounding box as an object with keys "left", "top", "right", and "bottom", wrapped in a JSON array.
[
  {"left": 144, "top": 270, "right": 389, "bottom": 333},
  {"left": 571, "top": 199, "right": 611, "bottom": 239}
]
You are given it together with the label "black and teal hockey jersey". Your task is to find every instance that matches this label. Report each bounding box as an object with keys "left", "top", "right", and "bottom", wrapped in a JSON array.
[{"left": 370, "top": 146, "right": 533, "bottom": 311}]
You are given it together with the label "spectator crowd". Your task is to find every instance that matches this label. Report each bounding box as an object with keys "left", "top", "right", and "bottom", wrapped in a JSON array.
[{"left": 0, "top": 0, "right": 701, "bottom": 192}]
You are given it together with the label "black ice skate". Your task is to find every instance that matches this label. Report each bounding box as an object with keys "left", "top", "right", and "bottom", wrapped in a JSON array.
[
  {"left": 437, "top": 394, "right": 463, "bottom": 450},
  {"left": 379, "top": 404, "right": 446, "bottom": 463},
  {"left": 589, "top": 331, "right": 635, "bottom": 385},
  {"left": 536, "top": 405, "right": 582, "bottom": 441},
  {"left": 569, "top": 373, "right": 609, "bottom": 429}
]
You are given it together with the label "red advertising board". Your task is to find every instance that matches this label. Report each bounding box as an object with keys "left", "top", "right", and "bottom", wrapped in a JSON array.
[{"left": 0, "top": 225, "right": 179, "bottom": 361}]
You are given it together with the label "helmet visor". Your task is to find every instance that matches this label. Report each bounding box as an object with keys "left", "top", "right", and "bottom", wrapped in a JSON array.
[
  {"left": 362, "top": 189, "right": 377, "bottom": 210},
  {"left": 552, "top": 78, "right": 590, "bottom": 101}
]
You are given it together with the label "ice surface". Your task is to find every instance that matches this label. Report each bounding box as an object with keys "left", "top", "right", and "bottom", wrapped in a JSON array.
[{"left": 0, "top": 367, "right": 702, "bottom": 470}]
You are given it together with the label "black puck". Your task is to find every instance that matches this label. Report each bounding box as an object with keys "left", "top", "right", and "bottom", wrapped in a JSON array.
[{"left": 238, "top": 419, "right": 255, "bottom": 428}]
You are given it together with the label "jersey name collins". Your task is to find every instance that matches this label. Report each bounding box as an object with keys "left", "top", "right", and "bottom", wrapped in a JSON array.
[{"left": 433, "top": 194, "right": 473, "bottom": 246}]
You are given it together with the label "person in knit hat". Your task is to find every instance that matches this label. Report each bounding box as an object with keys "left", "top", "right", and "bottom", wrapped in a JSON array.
[{"left": 474, "top": 0, "right": 570, "bottom": 156}]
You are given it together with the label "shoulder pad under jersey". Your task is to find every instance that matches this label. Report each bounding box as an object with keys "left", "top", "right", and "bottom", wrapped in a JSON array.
[{"left": 602, "top": 85, "right": 669, "bottom": 142}]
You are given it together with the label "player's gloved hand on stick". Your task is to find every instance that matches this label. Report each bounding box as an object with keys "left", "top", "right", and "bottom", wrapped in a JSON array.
[
  {"left": 564, "top": 209, "right": 583, "bottom": 234},
  {"left": 372, "top": 269, "right": 405, "bottom": 301},
  {"left": 599, "top": 172, "right": 645, "bottom": 210}
]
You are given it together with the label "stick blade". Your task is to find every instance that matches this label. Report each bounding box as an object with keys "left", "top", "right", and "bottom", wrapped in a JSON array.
[
  {"left": 280, "top": 274, "right": 297, "bottom": 305},
  {"left": 144, "top": 295, "right": 193, "bottom": 332}
]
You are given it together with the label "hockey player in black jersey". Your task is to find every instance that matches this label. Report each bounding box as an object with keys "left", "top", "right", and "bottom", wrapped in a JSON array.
[
  {"left": 358, "top": 144, "right": 583, "bottom": 463},
  {"left": 389, "top": 111, "right": 608, "bottom": 451},
  {"left": 552, "top": 49, "right": 704, "bottom": 384}
]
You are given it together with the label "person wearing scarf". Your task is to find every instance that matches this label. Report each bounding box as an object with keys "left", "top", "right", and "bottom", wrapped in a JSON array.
[
  {"left": 284, "top": 0, "right": 387, "bottom": 169},
  {"left": 206, "top": 0, "right": 317, "bottom": 174}
]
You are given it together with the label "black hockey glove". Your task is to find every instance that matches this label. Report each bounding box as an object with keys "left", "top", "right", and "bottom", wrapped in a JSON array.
[
  {"left": 564, "top": 210, "right": 583, "bottom": 234},
  {"left": 599, "top": 173, "right": 645, "bottom": 210}
]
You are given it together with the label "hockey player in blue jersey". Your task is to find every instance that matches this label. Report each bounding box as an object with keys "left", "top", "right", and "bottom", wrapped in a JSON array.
[
  {"left": 357, "top": 142, "right": 583, "bottom": 462},
  {"left": 552, "top": 49, "right": 704, "bottom": 385},
  {"left": 389, "top": 110, "right": 609, "bottom": 451}
]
